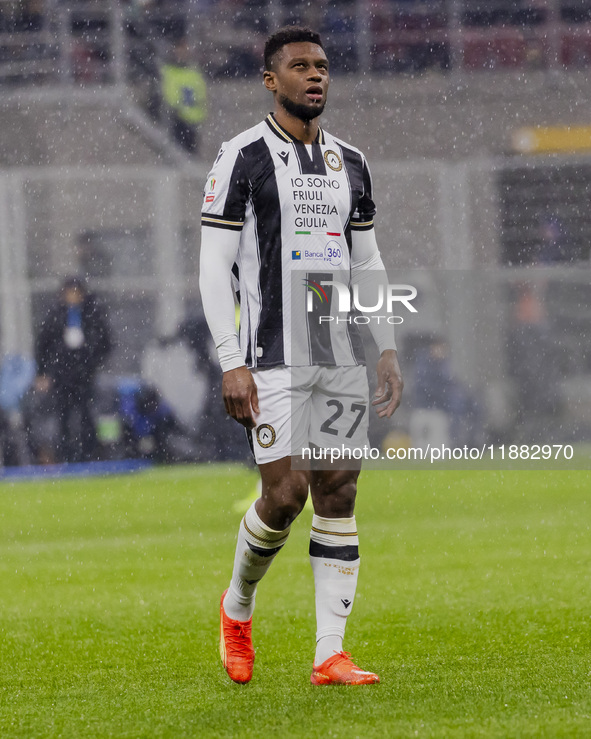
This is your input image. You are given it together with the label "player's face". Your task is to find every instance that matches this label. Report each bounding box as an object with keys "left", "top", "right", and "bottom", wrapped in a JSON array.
[
  {"left": 62, "top": 286, "right": 84, "bottom": 305},
  {"left": 265, "top": 42, "right": 329, "bottom": 121}
]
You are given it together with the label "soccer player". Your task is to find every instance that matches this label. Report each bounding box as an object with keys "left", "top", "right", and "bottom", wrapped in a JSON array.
[{"left": 199, "top": 26, "right": 403, "bottom": 685}]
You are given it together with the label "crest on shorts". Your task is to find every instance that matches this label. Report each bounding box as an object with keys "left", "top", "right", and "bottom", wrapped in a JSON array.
[
  {"left": 256, "top": 424, "right": 276, "bottom": 448},
  {"left": 324, "top": 150, "right": 342, "bottom": 172}
]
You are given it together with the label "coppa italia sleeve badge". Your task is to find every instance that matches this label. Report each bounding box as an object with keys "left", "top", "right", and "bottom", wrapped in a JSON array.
[
  {"left": 256, "top": 424, "right": 276, "bottom": 448},
  {"left": 204, "top": 177, "right": 216, "bottom": 203}
]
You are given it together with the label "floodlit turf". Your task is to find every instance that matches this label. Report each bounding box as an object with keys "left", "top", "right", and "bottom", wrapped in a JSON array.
[{"left": 1, "top": 465, "right": 590, "bottom": 738}]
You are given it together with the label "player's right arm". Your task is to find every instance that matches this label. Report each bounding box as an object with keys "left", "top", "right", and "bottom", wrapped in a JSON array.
[
  {"left": 199, "top": 143, "right": 259, "bottom": 429},
  {"left": 199, "top": 228, "right": 259, "bottom": 429}
]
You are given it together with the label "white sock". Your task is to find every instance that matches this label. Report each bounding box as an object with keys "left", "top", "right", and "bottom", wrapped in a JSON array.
[
  {"left": 309, "top": 514, "right": 360, "bottom": 666},
  {"left": 223, "top": 501, "right": 290, "bottom": 621}
]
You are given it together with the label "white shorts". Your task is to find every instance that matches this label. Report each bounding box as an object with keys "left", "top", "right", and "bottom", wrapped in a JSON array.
[{"left": 249, "top": 365, "right": 369, "bottom": 465}]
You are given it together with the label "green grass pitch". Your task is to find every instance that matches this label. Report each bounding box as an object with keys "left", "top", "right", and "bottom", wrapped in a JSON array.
[{"left": 1, "top": 465, "right": 590, "bottom": 738}]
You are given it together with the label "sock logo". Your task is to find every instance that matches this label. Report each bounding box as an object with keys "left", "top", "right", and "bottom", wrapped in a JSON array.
[{"left": 341, "top": 598, "right": 352, "bottom": 609}]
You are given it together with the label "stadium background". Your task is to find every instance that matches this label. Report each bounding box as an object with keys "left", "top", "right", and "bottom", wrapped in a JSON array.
[
  {"left": 0, "top": 0, "right": 590, "bottom": 460},
  {"left": 1, "top": 4, "right": 591, "bottom": 737}
]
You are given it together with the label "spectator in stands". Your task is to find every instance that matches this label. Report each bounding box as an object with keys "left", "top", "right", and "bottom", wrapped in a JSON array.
[
  {"left": 0, "top": 0, "right": 42, "bottom": 33},
  {"left": 507, "top": 282, "right": 562, "bottom": 440},
  {"left": 0, "top": 354, "right": 36, "bottom": 465},
  {"left": 178, "top": 314, "right": 250, "bottom": 461},
  {"left": 413, "top": 335, "right": 482, "bottom": 446},
  {"left": 535, "top": 214, "right": 571, "bottom": 263},
  {"left": 35, "top": 276, "right": 112, "bottom": 463},
  {"left": 160, "top": 39, "right": 207, "bottom": 154},
  {"left": 0, "top": 405, "right": 7, "bottom": 465},
  {"left": 120, "top": 384, "right": 182, "bottom": 463},
  {"left": 22, "top": 379, "right": 59, "bottom": 465}
]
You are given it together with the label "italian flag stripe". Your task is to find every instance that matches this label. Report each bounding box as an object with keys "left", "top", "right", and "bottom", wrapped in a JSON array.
[{"left": 295, "top": 231, "right": 342, "bottom": 236}]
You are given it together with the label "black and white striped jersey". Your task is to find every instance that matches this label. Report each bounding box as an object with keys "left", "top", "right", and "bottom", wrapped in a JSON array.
[{"left": 201, "top": 113, "right": 377, "bottom": 369}]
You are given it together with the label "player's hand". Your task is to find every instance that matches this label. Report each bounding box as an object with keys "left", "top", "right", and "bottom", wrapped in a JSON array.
[
  {"left": 372, "top": 349, "right": 403, "bottom": 418},
  {"left": 222, "top": 366, "right": 260, "bottom": 429}
]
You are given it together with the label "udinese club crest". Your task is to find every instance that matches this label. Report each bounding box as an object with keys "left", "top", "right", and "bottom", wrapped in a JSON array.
[
  {"left": 256, "top": 424, "right": 276, "bottom": 448},
  {"left": 324, "top": 150, "right": 343, "bottom": 172}
]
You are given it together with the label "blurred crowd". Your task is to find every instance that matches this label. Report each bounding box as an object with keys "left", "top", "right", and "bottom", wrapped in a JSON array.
[
  {"left": 4, "top": 1, "right": 591, "bottom": 153},
  {"left": 3, "top": 1, "right": 591, "bottom": 83},
  {"left": 0, "top": 274, "right": 248, "bottom": 468},
  {"left": 0, "top": 268, "right": 579, "bottom": 470}
]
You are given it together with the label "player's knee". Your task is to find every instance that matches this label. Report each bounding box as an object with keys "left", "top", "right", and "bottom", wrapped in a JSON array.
[
  {"left": 267, "top": 502, "right": 304, "bottom": 530},
  {"left": 277, "top": 484, "right": 308, "bottom": 525},
  {"left": 313, "top": 476, "right": 357, "bottom": 517},
  {"left": 275, "top": 501, "right": 304, "bottom": 529},
  {"left": 332, "top": 481, "right": 357, "bottom": 515},
  {"left": 261, "top": 472, "right": 309, "bottom": 528}
]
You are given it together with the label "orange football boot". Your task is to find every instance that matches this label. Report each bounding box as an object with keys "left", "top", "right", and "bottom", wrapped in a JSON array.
[
  {"left": 311, "top": 651, "right": 379, "bottom": 685},
  {"left": 219, "top": 589, "right": 255, "bottom": 683}
]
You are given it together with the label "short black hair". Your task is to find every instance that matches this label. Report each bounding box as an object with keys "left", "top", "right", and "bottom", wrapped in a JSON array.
[{"left": 264, "top": 26, "right": 324, "bottom": 71}]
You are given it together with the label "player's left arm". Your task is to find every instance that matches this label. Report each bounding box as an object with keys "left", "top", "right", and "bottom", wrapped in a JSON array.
[{"left": 350, "top": 227, "right": 403, "bottom": 418}]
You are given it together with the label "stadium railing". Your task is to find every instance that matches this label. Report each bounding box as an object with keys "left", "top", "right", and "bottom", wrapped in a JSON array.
[{"left": 3, "top": 1, "right": 591, "bottom": 88}]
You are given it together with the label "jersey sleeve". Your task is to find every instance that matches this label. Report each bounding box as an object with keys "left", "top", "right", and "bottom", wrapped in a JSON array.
[
  {"left": 349, "top": 155, "right": 376, "bottom": 233},
  {"left": 350, "top": 228, "right": 397, "bottom": 353},
  {"left": 199, "top": 226, "right": 244, "bottom": 372},
  {"left": 201, "top": 141, "right": 250, "bottom": 232}
]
